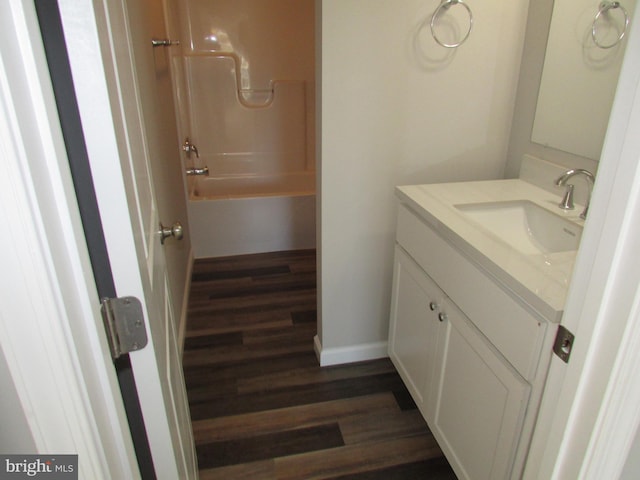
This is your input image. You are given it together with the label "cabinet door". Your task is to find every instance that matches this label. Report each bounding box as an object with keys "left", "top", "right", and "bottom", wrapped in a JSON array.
[
  {"left": 388, "top": 247, "right": 443, "bottom": 411},
  {"left": 429, "top": 299, "right": 530, "bottom": 480}
]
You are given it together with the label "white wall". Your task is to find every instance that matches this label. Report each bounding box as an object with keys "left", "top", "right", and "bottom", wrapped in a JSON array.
[{"left": 317, "top": 0, "right": 530, "bottom": 362}]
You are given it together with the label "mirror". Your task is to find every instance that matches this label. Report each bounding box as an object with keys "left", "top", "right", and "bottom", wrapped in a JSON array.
[{"left": 532, "top": 0, "right": 636, "bottom": 160}]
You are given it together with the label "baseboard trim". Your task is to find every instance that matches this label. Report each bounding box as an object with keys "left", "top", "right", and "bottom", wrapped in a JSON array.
[
  {"left": 313, "top": 335, "right": 388, "bottom": 367},
  {"left": 178, "top": 248, "right": 194, "bottom": 358}
]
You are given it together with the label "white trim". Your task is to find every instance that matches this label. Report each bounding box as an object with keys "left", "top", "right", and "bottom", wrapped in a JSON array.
[
  {"left": 0, "top": 0, "right": 139, "bottom": 477},
  {"left": 58, "top": 1, "right": 197, "bottom": 477},
  {"left": 314, "top": 335, "right": 322, "bottom": 364},
  {"left": 178, "top": 249, "right": 194, "bottom": 357},
  {"left": 582, "top": 287, "right": 640, "bottom": 478},
  {"left": 523, "top": 4, "right": 640, "bottom": 477},
  {"left": 314, "top": 335, "right": 388, "bottom": 367}
]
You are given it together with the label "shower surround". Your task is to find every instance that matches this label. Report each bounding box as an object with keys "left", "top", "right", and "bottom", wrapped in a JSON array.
[{"left": 176, "top": 0, "right": 316, "bottom": 258}]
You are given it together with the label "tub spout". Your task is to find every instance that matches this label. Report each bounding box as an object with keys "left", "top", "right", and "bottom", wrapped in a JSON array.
[{"left": 186, "top": 166, "right": 209, "bottom": 176}]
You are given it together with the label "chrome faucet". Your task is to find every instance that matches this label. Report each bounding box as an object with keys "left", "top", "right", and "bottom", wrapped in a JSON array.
[
  {"left": 182, "top": 137, "right": 199, "bottom": 158},
  {"left": 555, "top": 168, "right": 595, "bottom": 219},
  {"left": 185, "top": 166, "right": 209, "bottom": 176}
]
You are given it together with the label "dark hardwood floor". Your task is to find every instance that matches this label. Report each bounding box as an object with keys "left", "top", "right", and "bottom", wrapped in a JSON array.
[{"left": 183, "top": 249, "right": 457, "bottom": 479}]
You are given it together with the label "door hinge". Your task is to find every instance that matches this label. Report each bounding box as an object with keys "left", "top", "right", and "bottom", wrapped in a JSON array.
[
  {"left": 101, "top": 296, "right": 148, "bottom": 360},
  {"left": 553, "top": 325, "right": 575, "bottom": 363}
]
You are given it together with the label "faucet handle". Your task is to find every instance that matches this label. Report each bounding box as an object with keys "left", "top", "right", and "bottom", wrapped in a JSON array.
[
  {"left": 558, "top": 184, "right": 575, "bottom": 210},
  {"left": 182, "top": 137, "right": 200, "bottom": 158},
  {"left": 185, "top": 166, "right": 209, "bottom": 176}
]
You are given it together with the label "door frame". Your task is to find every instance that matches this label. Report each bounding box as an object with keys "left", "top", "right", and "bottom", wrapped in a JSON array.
[
  {"left": 0, "top": 0, "right": 139, "bottom": 477},
  {"left": 33, "top": 0, "right": 156, "bottom": 476},
  {"left": 57, "top": 0, "right": 197, "bottom": 477},
  {"left": 522, "top": 6, "right": 640, "bottom": 478}
]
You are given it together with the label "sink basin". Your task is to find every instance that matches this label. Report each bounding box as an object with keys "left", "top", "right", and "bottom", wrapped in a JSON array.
[{"left": 454, "top": 200, "right": 583, "bottom": 255}]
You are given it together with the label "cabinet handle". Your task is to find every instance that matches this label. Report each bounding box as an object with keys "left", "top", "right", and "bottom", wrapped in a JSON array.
[
  {"left": 438, "top": 312, "right": 448, "bottom": 322},
  {"left": 429, "top": 302, "right": 439, "bottom": 311}
]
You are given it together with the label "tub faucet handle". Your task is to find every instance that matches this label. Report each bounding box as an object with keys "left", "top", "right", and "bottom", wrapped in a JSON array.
[
  {"left": 185, "top": 166, "right": 209, "bottom": 176},
  {"left": 182, "top": 137, "right": 199, "bottom": 158}
]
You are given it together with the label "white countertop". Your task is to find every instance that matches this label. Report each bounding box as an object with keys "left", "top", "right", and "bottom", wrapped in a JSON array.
[{"left": 396, "top": 179, "right": 584, "bottom": 322}]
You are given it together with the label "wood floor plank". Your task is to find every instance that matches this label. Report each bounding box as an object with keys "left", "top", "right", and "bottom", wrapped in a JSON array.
[
  {"left": 184, "top": 377, "right": 237, "bottom": 402},
  {"left": 186, "top": 303, "right": 313, "bottom": 323},
  {"left": 291, "top": 309, "right": 316, "bottom": 324},
  {"left": 183, "top": 332, "right": 243, "bottom": 350},
  {"left": 192, "top": 264, "right": 292, "bottom": 282},
  {"left": 236, "top": 358, "right": 396, "bottom": 395},
  {"left": 323, "top": 457, "right": 458, "bottom": 480},
  {"left": 182, "top": 338, "right": 313, "bottom": 369},
  {"left": 189, "top": 276, "right": 253, "bottom": 293},
  {"left": 205, "top": 276, "right": 316, "bottom": 301},
  {"left": 188, "top": 372, "right": 408, "bottom": 420},
  {"left": 186, "top": 315, "right": 293, "bottom": 338},
  {"left": 184, "top": 351, "right": 320, "bottom": 390},
  {"left": 200, "top": 289, "right": 316, "bottom": 311},
  {"left": 193, "top": 249, "right": 315, "bottom": 271},
  {"left": 199, "top": 459, "right": 276, "bottom": 480},
  {"left": 273, "top": 434, "right": 442, "bottom": 480},
  {"left": 184, "top": 250, "right": 455, "bottom": 479},
  {"left": 338, "top": 409, "right": 429, "bottom": 445},
  {"left": 192, "top": 393, "right": 401, "bottom": 444},
  {"left": 241, "top": 322, "right": 316, "bottom": 347},
  {"left": 185, "top": 323, "right": 315, "bottom": 357},
  {"left": 248, "top": 270, "right": 316, "bottom": 285},
  {"left": 186, "top": 358, "right": 398, "bottom": 409},
  {"left": 197, "top": 423, "right": 344, "bottom": 470}
]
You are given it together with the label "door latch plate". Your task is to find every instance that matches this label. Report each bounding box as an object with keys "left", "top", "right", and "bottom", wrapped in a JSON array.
[{"left": 553, "top": 324, "right": 575, "bottom": 363}]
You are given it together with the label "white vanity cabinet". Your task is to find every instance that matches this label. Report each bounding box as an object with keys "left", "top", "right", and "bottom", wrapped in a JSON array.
[
  {"left": 388, "top": 247, "right": 444, "bottom": 412},
  {"left": 389, "top": 201, "right": 551, "bottom": 480},
  {"left": 429, "top": 296, "right": 530, "bottom": 480}
]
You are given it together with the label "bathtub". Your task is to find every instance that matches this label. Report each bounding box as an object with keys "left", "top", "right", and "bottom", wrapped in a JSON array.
[{"left": 187, "top": 171, "right": 316, "bottom": 258}]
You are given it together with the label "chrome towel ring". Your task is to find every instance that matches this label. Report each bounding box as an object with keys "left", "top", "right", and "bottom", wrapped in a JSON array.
[
  {"left": 591, "top": 1, "right": 629, "bottom": 49},
  {"left": 430, "top": 0, "right": 473, "bottom": 48}
]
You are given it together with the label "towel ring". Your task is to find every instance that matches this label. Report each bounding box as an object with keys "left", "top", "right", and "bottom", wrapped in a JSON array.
[
  {"left": 430, "top": 0, "right": 473, "bottom": 48},
  {"left": 591, "top": 1, "right": 629, "bottom": 49}
]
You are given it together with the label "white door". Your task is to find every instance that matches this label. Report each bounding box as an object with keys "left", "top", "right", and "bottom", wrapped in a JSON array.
[
  {"left": 58, "top": 1, "right": 196, "bottom": 478},
  {"left": 126, "top": 0, "right": 193, "bottom": 332}
]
